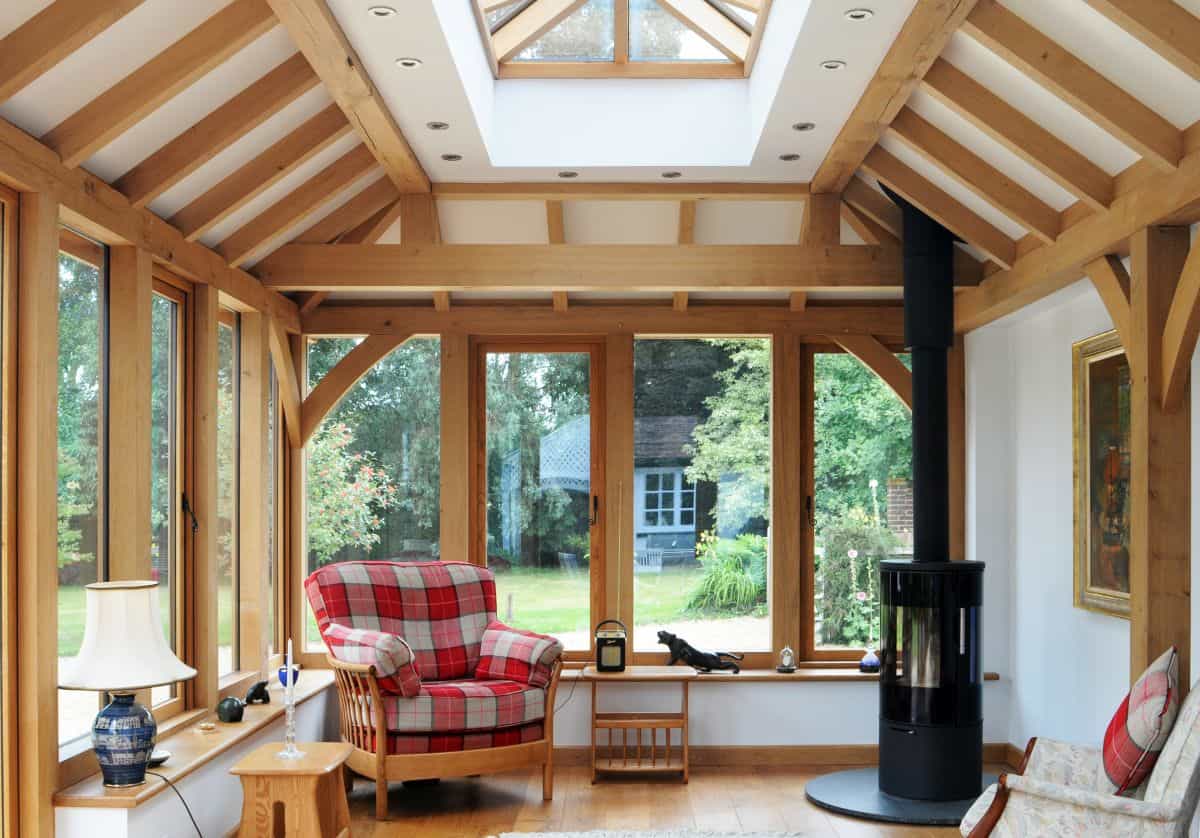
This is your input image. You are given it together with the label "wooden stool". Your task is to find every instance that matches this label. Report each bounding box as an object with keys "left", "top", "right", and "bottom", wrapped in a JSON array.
[{"left": 231, "top": 741, "right": 354, "bottom": 838}]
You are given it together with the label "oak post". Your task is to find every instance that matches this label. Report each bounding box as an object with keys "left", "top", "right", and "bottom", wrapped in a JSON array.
[
  {"left": 604, "top": 334, "right": 634, "bottom": 628},
  {"left": 238, "top": 312, "right": 271, "bottom": 675},
  {"left": 440, "top": 333, "right": 471, "bottom": 563},
  {"left": 191, "top": 283, "right": 220, "bottom": 707}
]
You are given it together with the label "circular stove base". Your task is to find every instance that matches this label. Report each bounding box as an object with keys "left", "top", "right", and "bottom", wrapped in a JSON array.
[{"left": 805, "top": 767, "right": 996, "bottom": 826}]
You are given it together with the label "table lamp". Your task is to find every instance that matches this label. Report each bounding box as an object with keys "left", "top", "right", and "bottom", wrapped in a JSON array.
[{"left": 59, "top": 581, "right": 197, "bottom": 788}]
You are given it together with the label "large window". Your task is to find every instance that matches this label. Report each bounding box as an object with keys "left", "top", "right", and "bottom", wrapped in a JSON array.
[
  {"left": 150, "top": 284, "right": 186, "bottom": 707},
  {"left": 632, "top": 338, "right": 771, "bottom": 653},
  {"left": 304, "top": 337, "right": 441, "bottom": 649},
  {"left": 217, "top": 313, "right": 239, "bottom": 675},
  {"left": 57, "top": 229, "right": 107, "bottom": 748},
  {"left": 811, "top": 351, "right": 913, "bottom": 657}
]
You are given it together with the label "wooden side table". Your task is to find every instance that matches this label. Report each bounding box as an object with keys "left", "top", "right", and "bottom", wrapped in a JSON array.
[
  {"left": 231, "top": 741, "right": 354, "bottom": 838},
  {"left": 581, "top": 665, "right": 698, "bottom": 783}
]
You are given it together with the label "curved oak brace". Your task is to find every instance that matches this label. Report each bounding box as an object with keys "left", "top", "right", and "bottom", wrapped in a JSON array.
[
  {"left": 829, "top": 334, "right": 913, "bottom": 411},
  {"left": 267, "top": 316, "right": 303, "bottom": 448},
  {"left": 300, "top": 333, "right": 412, "bottom": 446},
  {"left": 1085, "top": 255, "right": 1133, "bottom": 360},
  {"left": 1161, "top": 243, "right": 1200, "bottom": 410}
]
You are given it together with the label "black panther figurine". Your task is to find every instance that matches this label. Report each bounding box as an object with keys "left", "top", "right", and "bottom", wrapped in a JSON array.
[{"left": 657, "top": 630, "right": 743, "bottom": 673}]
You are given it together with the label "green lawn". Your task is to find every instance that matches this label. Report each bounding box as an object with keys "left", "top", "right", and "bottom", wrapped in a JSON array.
[{"left": 58, "top": 583, "right": 234, "bottom": 658}]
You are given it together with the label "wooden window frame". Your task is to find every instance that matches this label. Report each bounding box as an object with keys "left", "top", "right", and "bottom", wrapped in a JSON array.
[
  {"left": 0, "top": 183, "right": 18, "bottom": 838},
  {"left": 468, "top": 337, "right": 607, "bottom": 664}
]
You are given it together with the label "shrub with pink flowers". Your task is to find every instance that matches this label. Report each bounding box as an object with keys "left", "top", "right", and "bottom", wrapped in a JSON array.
[{"left": 307, "top": 422, "right": 397, "bottom": 566}]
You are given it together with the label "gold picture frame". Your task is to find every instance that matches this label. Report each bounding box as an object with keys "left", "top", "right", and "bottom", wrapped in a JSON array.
[{"left": 1072, "top": 330, "right": 1130, "bottom": 617}]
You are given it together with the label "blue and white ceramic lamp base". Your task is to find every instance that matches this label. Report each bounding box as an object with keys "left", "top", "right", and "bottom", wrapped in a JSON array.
[{"left": 93, "top": 692, "right": 157, "bottom": 788}]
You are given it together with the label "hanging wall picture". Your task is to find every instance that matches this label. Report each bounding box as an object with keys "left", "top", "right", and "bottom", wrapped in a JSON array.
[{"left": 1073, "top": 330, "right": 1131, "bottom": 617}]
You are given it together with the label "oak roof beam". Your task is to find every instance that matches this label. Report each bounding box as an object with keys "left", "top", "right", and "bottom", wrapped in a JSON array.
[{"left": 1083, "top": 0, "right": 1200, "bottom": 82}]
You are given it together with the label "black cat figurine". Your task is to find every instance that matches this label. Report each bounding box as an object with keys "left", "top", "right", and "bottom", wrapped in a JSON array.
[
  {"left": 244, "top": 680, "right": 271, "bottom": 705},
  {"left": 657, "top": 630, "right": 743, "bottom": 673}
]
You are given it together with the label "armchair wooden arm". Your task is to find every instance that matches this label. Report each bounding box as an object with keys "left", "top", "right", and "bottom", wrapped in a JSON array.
[{"left": 967, "top": 737, "right": 1038, "bottom": 837}]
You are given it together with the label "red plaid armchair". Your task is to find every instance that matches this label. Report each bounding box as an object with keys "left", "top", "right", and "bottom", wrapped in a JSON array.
[{"left": 306, "top": 561, "right": 564, "bottom": 819}]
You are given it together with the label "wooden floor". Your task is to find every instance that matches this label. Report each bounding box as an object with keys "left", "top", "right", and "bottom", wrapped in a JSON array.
[{"left": 346, "top": 765, "right": 968, "bottom": 837}]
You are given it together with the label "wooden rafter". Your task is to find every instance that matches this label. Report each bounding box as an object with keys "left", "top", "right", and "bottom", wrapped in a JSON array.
[
  {"left": 300, "top": 334, "right": 412, "bottom": 445},
  {"left": 810, "top": 0, "right": 979, "bottom": 194},
  {"left": 1085, "top": 255, "right": 1132, "bottom": 354},
  {"left": 434, "top": 182, "right": 810, "bottom": 200},
  {"left": 41, "top": 0, "right": 276, "bottom": 168},
  {"left": 340, "top": 200, "right": 402, "bottom": 244},
  {"left": 294, "top": 177, "right": 398, "bottom": 245},
  {"left": 256, "top": 243, "right": 909, "bottom": 291},
  {"left": 657, "top": 0, "right": 749, "bottom": 63},
  {"left": 493, "top": 0, "right": 588, "bottom": 63},
  {"left": 1083, "top": 0, "right": 1200, "bottom": 83},
  {"left": 296, "top": 292, "right": 328, "bottom": 315},
  {"left": 218, "top": 144, "right": 378, "bottom": 266},
  {"left": 830, "top": 335, "right": 913, "bottom": 411},
  {"left": 955, "top": 141, "right": 1200, "bottom": 332},
  {"left": 922, "top": 59, "right": 1113, "bottom": 211},
  {"left": 0, "top": 0, "right": 146, "bottom": 105},
  {"left": 841, "top": 202, "right": 891, "bottom": 246},
  {"left": 677, "top": 200, "right": 696, "bottom": 245},
  {"left": 265, "top": 0, "right": 429, "bottom": 192},
  {"left": 114, "top": 54, "right": 319, "bottom": 208},
  {"left": 861, "top": 147, "right": 1017, "bottom": 269},
  {"left": 170, "top": 104, "right": 351, "bottom": 240},
  {"left": 546, "top": 200, "right": 566, "bottom": 244},
  {"left": 888, "top": 108, "right": 1061, "bottom": 243},
  {"left": 962, "top": 0, "right": 1182, "bottom": 172},
  {"left": 1161, "top": 244, "right": 1200, "bottom": 410}
]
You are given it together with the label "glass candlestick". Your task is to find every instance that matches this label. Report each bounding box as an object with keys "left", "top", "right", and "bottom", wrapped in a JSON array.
[{"left": 277, "top": 689, "right": 305, "bottom": 760}]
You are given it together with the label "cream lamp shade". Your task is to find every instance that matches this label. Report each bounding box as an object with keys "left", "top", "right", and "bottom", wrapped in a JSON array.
[{"left": 59, "top": 581, "right": 197, "bottom": 692}]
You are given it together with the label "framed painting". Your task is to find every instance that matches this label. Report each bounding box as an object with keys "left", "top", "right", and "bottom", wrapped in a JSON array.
[{"left": 1072, "top": 330, "right": 1130, "bottom": 617}]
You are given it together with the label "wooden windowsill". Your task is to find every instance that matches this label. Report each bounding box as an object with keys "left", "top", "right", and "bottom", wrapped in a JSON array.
[
  {"left": 54, "top": 670, "right": 335, "bottom": 810},
  {"left": 561, "top": 667, "right": 1002, "bottom": 683}
]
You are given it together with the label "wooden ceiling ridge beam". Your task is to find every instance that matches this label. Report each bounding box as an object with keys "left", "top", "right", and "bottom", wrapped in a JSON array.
[
  {"left": 170, "top": 104, "right": 352, "bottom": 240},
  {"left": 218, "top": 144, "right": 379, "bottom": 267},
  {"left": 0, "top": 0, "right": 147, "bottom": 105},
  {"left": 0, "top": 112, "right": 299, "bottom": 331},
  {"left": 961, "top": 0, "right": 1182, "bottom": 172},
  {"left": 861, "top": 146, "right": 1018, "bottom": 269},
  {"left": 656, "top": 0, "right": 750, "bottom": 63},
  {"left": 41, "top": 0, "right": 276, "bottom": 168},
  {"left": 1083, "top": 0, "right": 1200, "bottom": 83},
  {"left": 265, "top": 0, "right": 429, "bottom": 192},
  {"left": 115, "top": 53, "right": 319, "bottom": 208},
  {"left": 810, "top": 0, "right": 980, "bottom": 194},
  {"left": 433, "top": 182, "right": 810, "bottom": 201},
  {"left": 888, "top": 107, "right": 1061, "bottom": 243},
  {"left": 492, "top": 0, "right": 589, "bottom": 63},
  {"left": 921, "top": 59, "right": 1114, "bottom": 210},
  {"left": 955, "top": 139, "right": 1200, "bottom": 332},
  {"left": 254, "top": 242, "right": 911, "bottom": 291}
]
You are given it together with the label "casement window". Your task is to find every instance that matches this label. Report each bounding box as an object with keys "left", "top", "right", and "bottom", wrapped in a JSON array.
[
  {"left": 635, "top": 470, "right": 696, "bottom": 532},
  {"left": 216, "top": 311, "right": 241, "bottom": 676},
  {"left": 0, "top": 185, "right": 14, "bottom": 834}
]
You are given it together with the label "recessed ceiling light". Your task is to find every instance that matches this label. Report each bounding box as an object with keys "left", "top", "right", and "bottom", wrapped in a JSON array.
[
  {"left": 845, "top": 8, "right": 874, "bottom": 21},
  {"left": 661, "top": 171, "right": 683, "bottom": 179},
  {"left": 820, "top": 59, "right": 847, "bottom": 71},
  {"left": 792, "top": 122, "right": 816, "bottom": 132},
  {"left": 441, "top": 153, "right": 462, "bottom": 162},
  {"left": 558, "top": 171, "right": 579, "bottom": 179},
  {"left": 368, "top": 5, "right": 396, "bottom": 17},
  {"left": 779, "top": 153, "right": 801, "bottom": 162},
  {"left": 395, "top": 57, "right": 423, "bottom": 69},
  {"left": 426, "top": 121, "right": 450, "bottom": 131}
]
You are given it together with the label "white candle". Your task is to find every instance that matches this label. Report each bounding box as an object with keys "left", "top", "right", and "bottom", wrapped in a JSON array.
[{"left": 286, "top": 638, "right": 293, "bottom": 701}]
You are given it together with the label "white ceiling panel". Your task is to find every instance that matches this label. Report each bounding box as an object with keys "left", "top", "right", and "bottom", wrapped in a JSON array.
[
  {"left": 0, "top": 0, "right": 53, "bottom": 39},
  {"left": 694, "top": 201, "right": 804, "bottom": 244},
  {"left": 437, "top": 200, "right": 549, "bottom": 244},
  {"left": 565, "top": 201, "right": 679, "bottom": 244}
]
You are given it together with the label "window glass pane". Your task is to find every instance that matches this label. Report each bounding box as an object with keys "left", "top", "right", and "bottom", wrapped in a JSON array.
[
  {"left": 487, "top": 0, "right": 534, "bottom": 31},
  {"left": 150, "top": 293, "right": 180, "bottom": 706},
  {"left": 633, "top": 339, "right": 771, "bottom": 652},
  {"left": 514, "top": 0, "right": 615, "bottom": 62},
  {"left": 305, "top": 338, "right": 441, "bottom": 649},
  {"left": 813, "top": 352, "right": 913, "bottom": 651},
  {"left": 266, "top": 368, "right": 277, "bottom": 655},
  {"left": 217, "top": 319, "right": 239, "bottom": 674},
  {"left": 57, "top": 231, "right": 105, "bottom": 747},
  {"left": 629, "top": 0, "right": 729, "bottom": 61},
  {"left": 707, "top": 0, "right": 755, "bottom": 29},
  {"left": 485, "top": 351, "right": 592, "bottom": 650}
]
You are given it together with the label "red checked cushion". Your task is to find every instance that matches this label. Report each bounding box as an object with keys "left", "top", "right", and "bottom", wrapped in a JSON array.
[
  {"left": 322, "top": 622, "right": 421, "bottom": 697},
  {"left": 474, "top": 621, "right": 563, "bottom": 688},
  {"left": 305, "top": 561, "right": 496, "bottom": 680},
  {"left": 382, "top": 679, "right": 545, "bottom": 733},
  {"left": 379, "top": 721, "right": 544, "bottom": 755},
  {"left": 1099, "top": 646, "right": 1180, "bottom": 795}
]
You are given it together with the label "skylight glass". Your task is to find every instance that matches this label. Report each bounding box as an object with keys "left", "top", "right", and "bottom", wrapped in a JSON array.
[
  {"left": 513, "top": 0, "right": 616, "bottom": 63},
  {"left": 707, "top": 0, "right": 756, "bottom": 30},
  {"left": 487, "top": 0, "right": 536, "bottom": 33},
  {"left": 629, "top": 0, "right": 730, "bottom": 62}
]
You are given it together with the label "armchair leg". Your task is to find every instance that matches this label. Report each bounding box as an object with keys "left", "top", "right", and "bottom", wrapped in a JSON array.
[
  {"left": 376, "top": 778, "right": 388, "bottom": 820},
  {"left": 543, "top": 759, "right": 553, "bottom": 801}
]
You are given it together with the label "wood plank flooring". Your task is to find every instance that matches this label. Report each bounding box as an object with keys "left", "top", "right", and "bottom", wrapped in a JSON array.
[{"left": 346, "top": 765, "right": 968, "bottom": 837}]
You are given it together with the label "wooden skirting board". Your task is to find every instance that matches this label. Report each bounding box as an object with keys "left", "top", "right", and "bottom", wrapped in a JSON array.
[{"left": 554, "top": 742, "right": 1022, "bottom": 770}]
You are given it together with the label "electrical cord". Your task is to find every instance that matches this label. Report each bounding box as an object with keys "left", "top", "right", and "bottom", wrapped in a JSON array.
[
  {"left": 554, "top": 670, "right": 579, "bottom": 714},
  {"left": 145, "top": 771, "right": 203, "bottom": 838}
]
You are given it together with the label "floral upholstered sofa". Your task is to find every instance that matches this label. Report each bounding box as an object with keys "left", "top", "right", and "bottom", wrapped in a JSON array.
[{"left": 305, "top": 560, "right": 564, "bottom": 820}]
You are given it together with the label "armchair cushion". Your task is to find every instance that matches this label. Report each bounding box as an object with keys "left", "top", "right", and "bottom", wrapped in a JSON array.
[
  {"left": 474, "top": 621, "right": 563, "bottom": 688},
  {"left": 1023, "top": 738, "right": 1100, "bottom": 786},
  {"left": 382, "top": 678, "right": 545, "bottom": 733},
  {"left": 323, "top": 622, "right": 421, "bottom": 697},
  {"left": 1099, "top": 645, "right": 1180, "bottom": 795},
  {"left": 381, "top": 720, "right": 545, "bottom": 755}
]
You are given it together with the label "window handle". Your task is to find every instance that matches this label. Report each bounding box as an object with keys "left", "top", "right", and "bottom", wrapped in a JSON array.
[
  {"left": 590, "top": 495, "right": 599, "bottom": 526},
  {"left": 805, "top": 495, "right": 814, "bottom": 528},
  {"left": 182, "top": 493, "right": 200, "bottom": 534}
]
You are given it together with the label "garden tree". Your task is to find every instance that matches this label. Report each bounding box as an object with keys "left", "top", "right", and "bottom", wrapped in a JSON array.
[
  {"left": 307, "top": 422, "right": 397, "bottom": 566},
  {"left": 150, "top": 296, "right": 172, "bottom": 576},
  {"left": 215, "top": 324, "right": 237, "bottom": 576},
  {"left": 634, "top": 339, "right": 733, "bottom": 417},
  {"left": 57, "top": 253, "right": 102, "bottom": 577}
]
